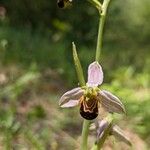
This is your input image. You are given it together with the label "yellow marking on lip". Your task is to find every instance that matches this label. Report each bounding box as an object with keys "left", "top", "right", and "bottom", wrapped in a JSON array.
[{"left": 82, "top": 98, "right": 98, "bottom": 113}]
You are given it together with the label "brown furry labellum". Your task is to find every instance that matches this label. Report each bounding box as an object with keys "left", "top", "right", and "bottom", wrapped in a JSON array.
[{"left": 80, "top": 96, "right": 99, "bottom": 120}]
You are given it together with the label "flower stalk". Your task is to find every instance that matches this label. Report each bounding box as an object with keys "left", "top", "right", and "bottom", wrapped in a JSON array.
[
  {"left": 82, "top": 0, "right": 111, "bottom": 148},
  {"left": 59, "top": 0, "right": 127, "bottom": 150},
  {"left": 87, "top": 0, "right": 102, "bottom": 11},
  {"left": 95, "top": 0, "right": 112, "bottom": 149},
  {"left": 75, "top": 0, "right": 113, "bottom": 149},
  {"left": 81, "top": 120, "right": 91, "bottom": 150},
  {"left": 95, "top": 0, "right": 111, "bottom": 62}
]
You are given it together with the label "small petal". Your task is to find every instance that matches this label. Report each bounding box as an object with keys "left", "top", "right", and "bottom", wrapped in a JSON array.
[
  {"left": 97, "top": 120, "right": 109, "bottom": 141},
  {"left": 98, "top": 90, "right": 126, "bottom": 114},
  {"left": 61, "top": 100, "right": 79, "bottom": 108},
  {"left": 87, "top": 61, "right": 103, "bottom": 87},
  {"left": 59, "top": 87, "right": 84, "bottom": 107},
  {"left": 111, "top": 125, "right": 132, "bottom": 146}
]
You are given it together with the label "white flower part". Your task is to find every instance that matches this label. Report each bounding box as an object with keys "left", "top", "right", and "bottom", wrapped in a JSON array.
[
  {"left": 97, "top": 120, "right": 109, "bottom": 141},
  {"left": 112, "top": 125, "right": 132, "bottom": 146},
  {"left": 61, "top": 100, "right": 79, "bottom": 108},
  {"left": 59, "top": 87, "right": 84, "bottom": 107},
  {"left": 87, "top": 61, "right": 103, "bottom": 87},
  {"left": 98, "top": 90, "right": 125, "bottom": 114}
]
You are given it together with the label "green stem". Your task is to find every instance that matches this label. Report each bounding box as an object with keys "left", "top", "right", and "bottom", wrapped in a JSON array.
[
  {"left": 95, "top": 0, "right": 111, "bottom": 62},
  {"left": 73, "top": 1, "right": 111, "bottom": 149},
  {"left": 81, "top": 120, "right": 91, "bottom": 150},
  {"left": 95, "top": 3, "right": 112, "bottom": 149},
  {"left": 87, "top": 0, "right": 102, "bottom": 10},
  {"left": 91, "top": 144, "right": 97, "bottom": 150}
]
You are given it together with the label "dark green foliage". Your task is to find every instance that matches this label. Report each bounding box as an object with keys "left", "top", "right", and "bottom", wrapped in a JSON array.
[
  {"left": 27, "top": 105, "right": 46, "bottom": 120},
  {"left": 0, "top": 0, "right": 150, "bottom": 86}
]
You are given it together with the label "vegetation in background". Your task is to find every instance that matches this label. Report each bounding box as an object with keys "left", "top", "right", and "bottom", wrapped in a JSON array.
[{"left": 0, "top": 0, "right": 149, "bottom": 149}]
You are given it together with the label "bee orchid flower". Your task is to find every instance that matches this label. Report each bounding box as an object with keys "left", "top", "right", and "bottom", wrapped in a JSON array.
[{"left": 59, "top": 61, "right": 125, "bottom": 120}]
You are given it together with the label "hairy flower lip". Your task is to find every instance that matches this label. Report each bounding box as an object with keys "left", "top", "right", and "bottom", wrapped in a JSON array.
[{"left": 59, "top": 61, "right": 126, "bottom": 119}]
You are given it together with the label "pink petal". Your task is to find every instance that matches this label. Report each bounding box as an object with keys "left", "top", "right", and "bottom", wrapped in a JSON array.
[
  {"left": 87, "top": 61, "right": 103, "bottom": 87},
  {"left": 59, "top": 87, "right": 84, "bottom": 108},
  {"left": 112, "top": 125, "right": 132, "bottom": 146},
  {"left": 96, "top": 119, "right": 110, "bottom": 142},
  {"left": 61, "top": 100, "right": 79, "bottom": 108},
  {"left": 98, "top": 90, "right": 125, "bottom": 114}
]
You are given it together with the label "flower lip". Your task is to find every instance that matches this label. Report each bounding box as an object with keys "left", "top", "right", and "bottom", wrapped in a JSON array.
[
  {"left": 80, "top": 96, "right": 99, "bottom": 120},
  {"left": 87, "top": 61, "right": 103, "bottom": 87}
]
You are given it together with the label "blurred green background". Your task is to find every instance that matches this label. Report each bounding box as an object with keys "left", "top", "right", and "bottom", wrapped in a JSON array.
[{"left": 0, "top": 0, "right": 149, "bottom": 149}]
